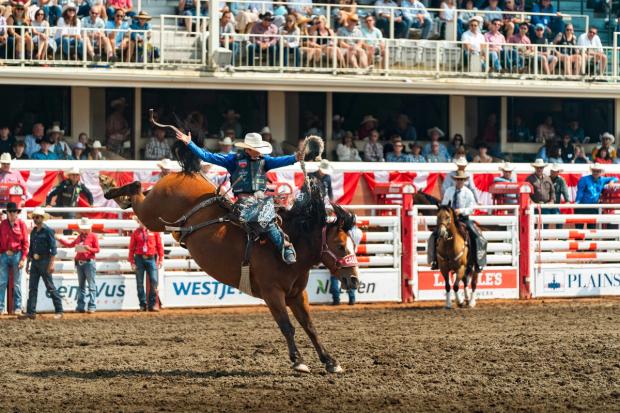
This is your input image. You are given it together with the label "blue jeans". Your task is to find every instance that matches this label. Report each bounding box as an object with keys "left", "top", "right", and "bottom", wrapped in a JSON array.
[
  {"left": 26, "top": 258, "right": 63, "bottom": 315},
  {"left": 76, "top": 261, "right": 96, "bottom": 312},
  {"left": 329, "top": 275, "right": 356, "bottom": 304},
  {"left": 409, "top": 16, "right": 433, "bottom": 39},
  {"left": 0, "top": 252, "right": 22, "bottom": 312},
  {"left": 135, "top": 255, "right": 158, "bottom": 309},
  {"left": 281, "top": 46, "right": 301, "bottom": 67},
  {"left": 44, "top": 5, "right": 62, "bottom": 26},
  {"left": 61, "top": 37, "right": 85, "bottom": 59}
]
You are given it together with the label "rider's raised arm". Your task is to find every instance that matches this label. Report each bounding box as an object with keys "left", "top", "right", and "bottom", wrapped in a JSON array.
[
  {"left": 263, "top": 154, "right": 297, "bottom": 171},
  {"left": 186, "top": 140, "right": 237, "bottom": 172}
]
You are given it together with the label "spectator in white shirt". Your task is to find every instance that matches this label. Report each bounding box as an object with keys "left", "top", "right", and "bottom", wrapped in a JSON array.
[
  {"left": 461, "top": 16, "right": 486, "bottom": 70},
  {"left": 337, "top": 132, "right": 362, "bottom": 161},
  {"left": 82, "top": 5, "right": 115, "bottom": 61},
  {"left": 577, "top": 26, "right": 607, "bottom": 75}
]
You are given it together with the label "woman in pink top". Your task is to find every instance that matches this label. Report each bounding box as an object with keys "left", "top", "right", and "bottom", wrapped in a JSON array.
[{"left": 107, "top": 0, "right": 135, "bottom": 19}]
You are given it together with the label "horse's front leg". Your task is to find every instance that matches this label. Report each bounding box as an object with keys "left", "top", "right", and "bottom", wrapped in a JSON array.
[
  {"left": 287, "top": 290, "right": 342, "bottom": 374},
  {"left": 442, "top": 270, "right": 452, "bottom": 309},
  {"left": 455, "top": 265, "right": 466, "bottom": 308},
  {"left": 263, "top": 290, "right": 308, "bottom": 373},
  {"left": 469, "top": 269, "right": 479, "bottom": 308}
]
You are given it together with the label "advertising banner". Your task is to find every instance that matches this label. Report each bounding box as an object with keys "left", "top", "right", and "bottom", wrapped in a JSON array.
[
  {"left": 29, "top": 274, "right": 140, "bottom": 312},
  {"left": 161, "top": 269, "right": 401, "bottom": 307},
  {"left": 415, "top": 268, "right": 519, "bottom": 301},
  {"left": 534, "top": 267, "right": 620, "bottom": 298}
]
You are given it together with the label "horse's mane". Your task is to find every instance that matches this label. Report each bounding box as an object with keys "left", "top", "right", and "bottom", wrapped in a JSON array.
[
  {"left": 173, "top": 134, "right": 205, "bottom": 173},
  {"left": 416, "top": 192, "right": 441, "bottom": 206},
  {"left": 286, "top": 180, "right": 328, "bottom": 236},
  {"left": 437, "top": 204, "right": 455, "bottom": 218}
]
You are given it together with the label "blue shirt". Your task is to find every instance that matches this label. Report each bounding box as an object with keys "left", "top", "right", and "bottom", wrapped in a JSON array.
[
  {"left": 386, "top": 152, "right": 414, "bottom": 162},
  {"left": 29, "top": 224, "right": 57, "bottom": 258},
  {"left": 187, "top": 141, "right": 296, "bottom": 174},
  {"left": 575, "top": 175, "right": 618, "bottom": 204},
  {"left": 105, "top": 20, "right": 129, "bottom": 46},
  {"left": 31, "top": 151, "right": 59, "bottom": 160}
]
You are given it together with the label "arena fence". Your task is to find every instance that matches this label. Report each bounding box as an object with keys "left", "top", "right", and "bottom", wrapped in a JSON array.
[{"left": 7, "top": 205, "right": 401, "bottom": 313}]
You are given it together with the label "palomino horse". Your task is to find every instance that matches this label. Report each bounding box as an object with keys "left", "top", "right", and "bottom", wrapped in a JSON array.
[
  {"left": 435, "top": 205, "right": 478, "bottom": 309},
  {"left": 102, "top": 172, "right": 360, "bottom": 374}
]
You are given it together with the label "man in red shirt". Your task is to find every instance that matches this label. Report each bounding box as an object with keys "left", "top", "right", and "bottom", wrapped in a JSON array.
[
  {"left": 0, "top": 202, "right": 29, "bottom": 315},
  {"left": 128, "top": 216, "right": 164, "bottom": 311},
  {"left": 57, "top": 217, "right": 100, "bottom": 313}
]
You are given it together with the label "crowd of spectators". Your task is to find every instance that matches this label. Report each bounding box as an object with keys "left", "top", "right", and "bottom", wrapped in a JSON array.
[{"left": 0, "top": 0, "right": 155, "bottom": 63}]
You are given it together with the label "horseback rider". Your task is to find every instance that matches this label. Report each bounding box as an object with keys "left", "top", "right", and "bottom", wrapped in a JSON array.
[
  {"left": 175, "top": 130, "right": 302, "bottom": 265},
  {"left": 428, "top": 170, "right": 487, "bottom": 272}
]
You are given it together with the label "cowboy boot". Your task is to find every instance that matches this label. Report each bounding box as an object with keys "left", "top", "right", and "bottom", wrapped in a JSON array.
[
  {"left": 266, "top": 223, "right": 296, "bottom": 265},
  {"left": 428, "top": 231, "right": 438, "bottom": 270}
]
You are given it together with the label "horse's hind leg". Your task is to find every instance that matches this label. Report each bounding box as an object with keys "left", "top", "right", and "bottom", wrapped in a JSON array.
[
  {"left": 463, "top": 268, "right": 472, "bottom": 305},
  {"left": 454, "top": 266, "right": 466, "bottom": 308},
  {"left": 287, "top": 291, "right": 342, "bottom": 374},
  {"left": 443, "top": 271, "right": 452, "bottom": 309},
  {"left": 263, "top": 290, "right": 308, "bottom": 373}
]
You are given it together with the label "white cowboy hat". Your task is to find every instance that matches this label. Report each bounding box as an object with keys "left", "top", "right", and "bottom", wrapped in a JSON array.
[
  {"left": 260, "top": 126, "right": 272, "bottom": 135},
  {"left": 590, "top": 163, "right": 605, "bottom": 171},
  {"left": 427, "top": 127, "right": 445, "bottom": 137},
  {"left": 46, "top": 125, "right": 64, "bottom": 135},
  {"left": 78, "top": 217, "right": 93, "bottom": 230},
  {"left": 550, "top": 163, "right": 563, "bottom": 173},
  {"left": 0, "top": 152, "right": 11, "bottom": 163},
  {"left": 92, "top": 140, "right": 104, "bottom": 149},
  {"left": 531, "top": 158, "right": 547, "bottom": 168},
  {"left": 234, "top": 133, "right": 273, "bottom": 155},
  {"left": 31, "top": 207, "right": 49, "bottom": 220},
  {"left": 468, "top": 15, "right": 483, "bottom": 24},
  {"left": 62, "top": 2, "right": 77, "bottom": 14},
  {"left": 360, "top": 115, "right": 378, "bottom": 126},
  {"left": 318, "top": 159, "right": 333, "bottom": 175},
  {"left": 66, "top": 167, "right": 80, "bottom": 175},
  {"left": 499, "top": 162, "right": 515, "bottom": 172},
  {"left": 219, "top": 137, "right": 233, "bottom": 146},
  {"left": 453, "top": 170, "right": 469, "bottom": 179},
  {"left": 601, "top": 132, "right": 615, "bottom": 143},
  {"left": 454, "top": 157, "right": 468, "bottom": 167},
  {"left": 157, "top": 158, "right": 174, "bottom": 170}
]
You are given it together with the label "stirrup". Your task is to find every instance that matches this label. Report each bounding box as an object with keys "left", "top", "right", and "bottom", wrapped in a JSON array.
[{"left": 431, "top": 261, "right": 438, "bottom": 270}]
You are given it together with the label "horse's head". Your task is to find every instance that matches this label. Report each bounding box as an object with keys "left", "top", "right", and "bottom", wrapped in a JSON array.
[
  {"left": 321, "top": 205, "right": 360, "bottom": 291},
  {"left": 437, "top": 205, "right": 455, "bottom": 240}
]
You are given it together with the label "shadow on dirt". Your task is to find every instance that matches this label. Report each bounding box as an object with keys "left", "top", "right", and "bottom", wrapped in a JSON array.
[{"left": 22, "top": 369, "right": 273, "bottom": 380}]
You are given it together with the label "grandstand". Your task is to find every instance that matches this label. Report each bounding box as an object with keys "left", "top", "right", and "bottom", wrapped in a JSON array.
[{"left": 0, "top": 0, "right": 618, "bottom": 165}]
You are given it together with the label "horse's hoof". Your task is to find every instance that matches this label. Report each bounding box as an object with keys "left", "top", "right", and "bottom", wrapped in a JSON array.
[
  {"left": 468, "top": 299, "right": 477, "bottom": 308},
  {"left": 327, "top": 364, "right": 343, "bottom": 374},
  {"left": 292, "top": 363, "right": 311, "bottom": 373}
]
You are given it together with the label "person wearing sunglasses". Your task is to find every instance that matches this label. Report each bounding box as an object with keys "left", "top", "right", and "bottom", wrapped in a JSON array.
[
  {"left": 82, "top": 5, "right": 115, "bottom": 62},
  {"left": 106, "top": 10, "right": 130, "bottom": 61},
  {"left": 7, "top": 3, "right": 34, "bottom": 60},
  {"left": 577, "top": 26, "right": 607, "bottom": 75},
  {"left": 31, "top": 9, "right": 56, "bottom": 60},
  {"left": 553, "top": 23, "right": 581, "bottom": 76}
]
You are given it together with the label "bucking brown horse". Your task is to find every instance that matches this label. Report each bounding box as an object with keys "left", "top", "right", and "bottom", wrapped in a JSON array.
[
  {"left": 102, "top": 170, "right": 360, "bottom": 374},
  {"left": 436, "top": 205, "right": 478, "bottom": 309}
]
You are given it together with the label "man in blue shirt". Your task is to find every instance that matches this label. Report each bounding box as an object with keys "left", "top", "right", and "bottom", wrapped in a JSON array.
[
  {"left": 31, "top": 136, "right": 59, "bottom": 160},
  {"left": 176, "top": 130, "right": 302, "bottom": 264},
  {"left": 23, "top": 208, "right": 64, "bottom": 320},
  {"left": 575, "top": 163, "right": 618, "bottom": 229}
]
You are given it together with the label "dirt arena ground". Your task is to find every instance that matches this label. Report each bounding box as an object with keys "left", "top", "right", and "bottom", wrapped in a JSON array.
[{"left": 0, "top": 299, "right": 619, "bottom": 412}]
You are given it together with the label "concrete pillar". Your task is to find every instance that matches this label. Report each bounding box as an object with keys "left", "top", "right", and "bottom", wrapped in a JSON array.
[
  {"left": 133, "top": 87, "right": 142, "bottom": 159},
  {"left": 71, "top": 87, "right": 90, "bottom": 143},
  {"left": 449, "top": 95, "right": 465, "bottom": 138},
  {"left": 89, "top": 88, "right": 106, "bottom": 142},
  {"left": 500, "top": 96, "right": 508, "bottom": 154},
  {"left": 285, "top": 92, "right": 300, "bottom": 147},
  {"left": 208, "top": 0, "right": 219, "bottom": 67},
  {"left": 268, "top": 91, "right": 286, "bottom": 146}
]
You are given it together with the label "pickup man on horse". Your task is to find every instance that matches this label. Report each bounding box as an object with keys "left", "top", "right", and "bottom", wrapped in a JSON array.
[
  {"left": 175, "top": 130, "right": 302, "bottom": 264},
  {"left": 429, "top": 170, "right": 487, "bottom": 272}
]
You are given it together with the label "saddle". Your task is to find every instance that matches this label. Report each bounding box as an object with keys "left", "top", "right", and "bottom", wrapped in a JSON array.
[{"left": 456, "top": 220, "right": 470, "bottom": 244}]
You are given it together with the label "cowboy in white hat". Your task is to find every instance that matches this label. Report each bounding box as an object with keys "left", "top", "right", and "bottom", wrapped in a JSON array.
[
  {"left": 526, "top": 158, "right": 555, "bottom": 206},
  {"left": 575, "top": 164, "right": 618, "bottom": 225},
  {"left": 260, "top": 126, "right": 283, "bottom": 156},
  {"left": 218, "top": 137, "right": 235, "bottom": 155},
  {"left": 56, "top": 217, "right": 100, "bottom": 313},
  {"left": 549, "top": 164, "right": 570, "bottom": 210},
  {"left": 45, "top": 167, "right": 94, "bottom": 225},
  {"left": 88, "top": 140, "right": 105, "bottom": 160},
  {"left": 593, "top": 132, "right": 617, "bottom": 160},
  {"left": 493, "top": 162, "right": 518, "bottom": 204},
  {"left": 309, "top": 159, "right": 334, "bottom": 201},
  {"left": 441, "top": 157, "right": 478, "bottom": 200},
  {"left": 0, "top": 152, "right": 27, "bottom": 188},
  {"left": 175, "top": 129, "right": 304, "bottom": 265},
  {"left": 23, "top": 207, "right": 64, "bottom": 320},
  {"left": 422, "top": 126, "right": 449, "bottom": 159},
  {"left": 429, "top": 170, "right": 487, "bottom": 273}
]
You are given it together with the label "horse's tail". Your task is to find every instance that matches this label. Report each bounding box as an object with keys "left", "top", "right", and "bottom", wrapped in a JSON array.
[{"left": 172, "top": 134, "right": 204, "bottom": 174}]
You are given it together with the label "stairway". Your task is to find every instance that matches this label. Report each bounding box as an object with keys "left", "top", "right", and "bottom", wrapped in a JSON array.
[{"left": 558, "top": 0, "right": 612, "bottom": 44}]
